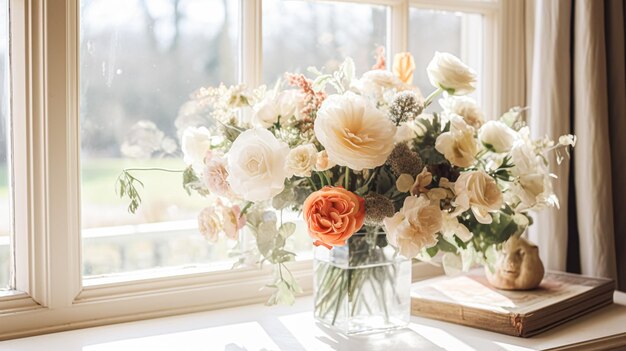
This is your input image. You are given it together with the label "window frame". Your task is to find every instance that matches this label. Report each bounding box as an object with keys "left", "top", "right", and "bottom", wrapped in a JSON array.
[{"left": 0, "top": 0, "right": 522, "bottom": 340}]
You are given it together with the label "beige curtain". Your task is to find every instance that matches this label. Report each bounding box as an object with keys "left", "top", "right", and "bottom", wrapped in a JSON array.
[{"left": 526, "top": 0, "right": 626, "bottom": 288}]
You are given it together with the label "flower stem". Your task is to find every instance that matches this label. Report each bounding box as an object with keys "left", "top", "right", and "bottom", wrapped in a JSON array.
[
  {"left": 423, "top": 87, "right": 444, "bottom": 108},
  {"left": 344, "top": 167, "right": 350, "bottom": 190}
]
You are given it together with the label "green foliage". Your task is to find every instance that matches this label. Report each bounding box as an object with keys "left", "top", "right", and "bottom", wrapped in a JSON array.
[
  {"left": 115, "top": 170, "right": 144, "bottom": 214},
  {"left": 182, "top": 166, "right": 209, "bottom": 196},
  {"left": 413, "top": 114, "right": 449, "bottom": 165}
]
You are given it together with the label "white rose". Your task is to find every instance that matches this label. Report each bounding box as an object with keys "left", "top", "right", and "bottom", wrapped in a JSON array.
[
  {"left": 383, "top": 195, "right": 443, "bottom": 258},
  {"left": 435, "top": 116, "right": 479, "bottom": 168},
  {"left": 227, "top": 128, "right": 290, "bottom": 202},
  {"left": 314, "top": 92, "right": 397, "bottom": 170},
  {"left": 439, "top": 96, "right": 483, "bottom": 129},
  {"left": 427, "top": 52, "right": 477, "bottom": 95},
  {"left": 454, "top": 170, "right": 503, "bottom": 224},
  {"left": 181, "top": 126, "right": 212, "bottom": 173},
  {"left": 286, "top": 144, "right": 318, "bottom": 177},
  {"left": 478, "top": 120, "right": 517, "bottom": 153},
  {"left": 252, "top": 91, "right": 297, "bottom": 128}
]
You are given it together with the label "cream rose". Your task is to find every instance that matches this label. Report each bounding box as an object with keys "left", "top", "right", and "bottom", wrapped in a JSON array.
[
  {"left": 427, "top": 52, "right": 477, "bottom": 95},
  {"left": 439, "top": 96, "right": 483, "bottom": 129},
  {"left": 227, "top": 128, "right": 290, "bottom": 202},
  {"left": 198, "top": 206, "right": 221, "bottom": 243},
  {"left": 314, "top": 92, "right": 397, "bottom": 170},
  {"left": 479, "top": 120, "right": 517, "bottom": 153},
  {"left": 314, "top": 150, "right": 335, "bottom": 171},
  {"left": 435, "top": 116, "right": 479, "bottom": 168},
  {"left": 454, "top": 170, "right": 503, "bottom": 224},
  {"left": 181, "top": 126, "right": 212, "bottom": 173},
  {"left": 383, "top": 195, "right": 443, "bottom": 258},
  {"left": 222, "top": 205, "right": 246, "bottom": 241},
  {"left": 286, "top": 144, "right": 318, "bottom": 177}
]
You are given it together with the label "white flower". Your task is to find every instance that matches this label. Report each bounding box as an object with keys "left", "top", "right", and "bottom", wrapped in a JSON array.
[
  {"left": 454, "top": 170, "right": 503, "bottom": 224},
  {"left": 427, "top": 52, "right": 477, "bottom": 95},
  {"left": 314, "top": 92, "right": 397, "bottom": 170},
  {"left": 441, "top": 213, "right": 472, "bottom": 241},
  {"left": 439, "top": 96, "right": 483, "bottom": 129},
  {"left": 252, "top": 90, "right": 298, "bottom": 128},
  {"left": 509, "top": 141, "right": 557, "bottom": 210},
  {"left": 559, "top": 134, "right": 577, "bottom": 147},
  {"left": 383, "top": 195, "right": 443, "bottom": 258},
  {"left": 394, "top": 122, "right": 418, "bottom": 144},
  {"left": 286, "top": 144, "right": 318, "bottom": 177},
  {"left": 227, "top": 128, "right": 290, "bottom": 202},
  {"left": 352, "top": 70, "right": 402, "bottom": 100},
  {"left": 198, "top": 206, "right": 222, "bottom": 243},
  {"left": 182, "top": 126, "right": 212, "bottom": 173},
  {"left": 478, "top": 120, "right": 517, "bottom": 153},
  {"left": 435, "top": 116, "right": 479, "bottom": 168}
]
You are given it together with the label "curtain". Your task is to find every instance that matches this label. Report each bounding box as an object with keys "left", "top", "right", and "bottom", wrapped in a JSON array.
[{"left": 526, "top": 0, "right": 626, "bottom": 290}]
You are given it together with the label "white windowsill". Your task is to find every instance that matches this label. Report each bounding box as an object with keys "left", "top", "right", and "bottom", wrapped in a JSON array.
[{"left": 1, "top": 291, "right": 624, "bottom": 350}]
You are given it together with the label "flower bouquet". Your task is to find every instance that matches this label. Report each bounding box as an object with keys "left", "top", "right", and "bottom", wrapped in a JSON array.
[{"left": 118, "top": 51, "right": 575, "bottom": 334}]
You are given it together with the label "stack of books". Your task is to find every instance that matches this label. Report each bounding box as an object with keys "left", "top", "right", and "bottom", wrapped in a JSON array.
[{"left": 411, "top": 270, "right": 615, "bottom": 337}]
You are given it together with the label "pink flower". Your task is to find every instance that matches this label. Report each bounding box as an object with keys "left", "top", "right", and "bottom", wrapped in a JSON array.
[
  {"left": 222, "top": 205, "right": 246, "bottom": 240},
  {"left": 203, "top": 156, "right": 234, "bottom": 197}
]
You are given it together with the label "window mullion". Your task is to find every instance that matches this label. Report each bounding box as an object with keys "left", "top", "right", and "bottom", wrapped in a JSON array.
[
  {"left": 388, "top": 0, "right": 409, "bottom": 57},
  {"left": 240, "top": 0, "right": 262, "bottom": 87},
  {"left": 37, "top": 0, "right": 82, "bottom": 308}
]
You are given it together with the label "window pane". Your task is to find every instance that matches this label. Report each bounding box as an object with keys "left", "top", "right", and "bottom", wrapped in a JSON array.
[
  {"left": 80, "top": 0, "right": 239, "bottom": 280},
  {"left": 409, "top": 8, "right": 483, "bottom": 110},
  {"left": 0, "top": 0, "right": 10, "bottom": 290},
  {"left": 263, "top": 0, "right": 387, "bottom": 83}
]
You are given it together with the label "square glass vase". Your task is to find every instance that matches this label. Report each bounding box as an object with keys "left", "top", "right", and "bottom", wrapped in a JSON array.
[{"left": 313, "top": 232, "right": 411, "bottom": 334}]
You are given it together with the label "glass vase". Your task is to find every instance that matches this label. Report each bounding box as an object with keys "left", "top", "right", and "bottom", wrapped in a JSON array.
[{"left": 313, "top": 232, "right": 411, "bottom": 334}]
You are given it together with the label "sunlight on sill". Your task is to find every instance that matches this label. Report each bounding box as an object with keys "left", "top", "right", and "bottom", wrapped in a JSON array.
[{"left": 82, "top": 322, "right": 280, "bottom": 351}]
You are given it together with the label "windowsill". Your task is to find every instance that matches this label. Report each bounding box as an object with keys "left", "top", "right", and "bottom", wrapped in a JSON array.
[{"left": 1, "top": 291, "right": 625, "bottom": 350}]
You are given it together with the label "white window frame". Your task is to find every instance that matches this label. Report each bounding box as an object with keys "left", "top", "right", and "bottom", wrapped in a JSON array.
[{"left": 0, "top": 0, "right": 523, "bottom": 340}]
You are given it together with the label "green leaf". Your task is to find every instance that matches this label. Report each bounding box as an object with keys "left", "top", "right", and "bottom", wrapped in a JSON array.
[
  {"left": 426, "top": 246, "right": 439, "bottom": 257},
  {"left": 279, "top": 222, "right": 296, "bottom": 238}
]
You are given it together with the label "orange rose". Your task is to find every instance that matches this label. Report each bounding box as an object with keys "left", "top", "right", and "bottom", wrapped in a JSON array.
[
  {"left": 393, "top": 52, "right": 416, "bottom": 85},
  {"left": 303, "top": 186, "right": 365, "bottom": 248}
]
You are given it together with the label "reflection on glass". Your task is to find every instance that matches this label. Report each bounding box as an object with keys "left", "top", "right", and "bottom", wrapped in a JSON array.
[
  {"left": 409, "top": 8, "right": 483, "bottom": 110},
  {"left": 263, "top": 0, "right": 387, "bottom": 83},
  {"left": 80, "top": 0, "right": 239, "bottom": 279},
  {"left": 0, "top": 0, "right": 10, "bottom": 290}
]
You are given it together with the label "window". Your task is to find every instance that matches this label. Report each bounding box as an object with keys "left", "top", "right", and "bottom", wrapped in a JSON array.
[
  {"left": 0, "top": 0, "right": 10, "bottom": 291},
  {"left": 0, "top": 0, "right": 520, "bottom": 340},
  {"left": 80, "top": 0, "right": 240, "bottom": 280},
  {"left": 409, "top": 7, "right": 484, "bottom": 111},
  {"left": 262, "top": 0, "right": 387, "bottom": 83}
]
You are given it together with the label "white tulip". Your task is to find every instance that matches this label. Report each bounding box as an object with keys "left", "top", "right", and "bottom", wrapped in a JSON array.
[
  {"left": 427, "top": 52, "right": 477, "bottom": 95},
  {"left": 478, "top": 120, "right": 517, "bottom": 153}
]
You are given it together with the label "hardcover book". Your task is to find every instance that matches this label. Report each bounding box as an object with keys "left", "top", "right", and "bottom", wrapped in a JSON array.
[{"left": 411, "top": 270, "right": 615, "bottom": 337}]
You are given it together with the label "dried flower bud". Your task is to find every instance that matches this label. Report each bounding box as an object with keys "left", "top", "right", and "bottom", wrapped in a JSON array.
[
  {"left": 364, "top": 193, "right": 396, "bottom": 226},
  {"left": 386, "top": 143, "right": 423, "bottom": 178}
]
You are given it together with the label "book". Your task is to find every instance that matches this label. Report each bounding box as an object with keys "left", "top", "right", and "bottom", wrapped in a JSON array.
[{"left": 410, "top": 269, "right": 615, "bottom": 337}]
